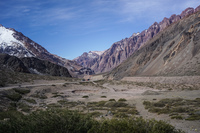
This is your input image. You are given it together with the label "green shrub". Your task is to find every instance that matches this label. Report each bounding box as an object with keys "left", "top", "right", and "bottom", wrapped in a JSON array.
[
  {"left": 89, "top": 111, "right": 103, "bottom": 117},
  {"left": 143, "top": 101, "right": 152, "bottom": 109},
  {"left": 24, "top": 98, "right": 37, "bottom": 104},
  {"left": 30, "top": 94, "right": 47, "bottom": 99},
  {"left": 87, "top": 101, "right": 107, "bottom": 107},
  {"left": 6, "top": 93, "right": 22, "bottom": 101},
  {"left": 0, "top": 109, "right": 183, "bottom": 133},
  {"left": 0, "top": 110, "right": 23, "bottom": 120},
  {"left": 101, "top": 96, "right": 107, "bottom": 98},
  {"left": 109, "top": 99, "right": 116, "bottom": 102},
  {"left": 113, "top": 112, "right": 128, "bottom": 118},
  {"left": 118, "top": 98, "right": 127, "bottom": 102},
  {"left": 13, "top": 88, "right": 30, "bottom": 94},
  {"left": 88, "top": 117, "right": 183, "bottom": 133},
  {"left": 47, "top": 103, "right": 62, "bottom": 108},
  {"left": 18, "top": 102, "right": 32, "bottom": 112},
  {"left": 154, "top": 102, "right": 166, "bottom": 107},
  {"left": 82, "top": 95, "right": 89, "bottom": 98},
  {"left": 171, "top": 115, "right": 183, "bottom": 120},
  {"left": 0, "top": 109, "right": 94, "bottom": 133},
  {"left": 105, "top": 101, "right": 128, "bottom": 108},
  {"left": 186, "top": 114, "right": 200, "bottom": 121}
]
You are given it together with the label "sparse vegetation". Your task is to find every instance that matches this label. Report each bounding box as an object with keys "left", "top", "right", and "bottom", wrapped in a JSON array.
[
  {"left": 109, "top": 99, "right": 116, "bottom": 101},
  {"left": 18, "top": 102, "right": 32, "bottom": 112},
  {"left": 6, "top": 92, "right": 22, "bottom": 102},
  {"left": 0, "top": 109, "right": 183, "bottom": 133},
  {"left": 171, "top": 115, "right": 183, "bottom": 120},
  {"left": 1, "top": 75, "right": 200, "bottom": 132},
  {"left": 0, "top": 70, "right": 75, "bottom": 86},
  {"left": 47, "top": 103, "right": 62, "bottom": 108},
  {"left": 24, "top": 98, "right": 37, "bottom": 104},
  {"left": 118, "top": 98, "right": 127, "bottom": 102},
  {"left": 30, "top": 94, "right": 47, "bottom": 99},
  {"left": 13, "top": 88, "right": 30, "bottom": 94},
  {"left": 143, "top": 98, "right": 200, "bottom": 120}
]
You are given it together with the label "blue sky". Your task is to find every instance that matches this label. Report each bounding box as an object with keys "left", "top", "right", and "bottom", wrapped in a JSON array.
[{"left": 0, "top": 0, "right": 199, "bottom": 60}]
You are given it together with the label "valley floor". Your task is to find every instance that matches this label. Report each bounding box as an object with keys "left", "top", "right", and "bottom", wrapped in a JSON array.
[{"left": 0, "top": 76, "right": 200, "bottom": 133}]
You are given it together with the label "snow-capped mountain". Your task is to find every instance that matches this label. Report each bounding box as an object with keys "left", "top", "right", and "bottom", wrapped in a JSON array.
[
  {"left": 0, "top": 24, "right": 94, "bottom": 77},
  {"left": 0, "top": 25, "right": 35, "bottom": 57},
  {"left": 73, "top": 50, "right": 105, "bottom": 68}
]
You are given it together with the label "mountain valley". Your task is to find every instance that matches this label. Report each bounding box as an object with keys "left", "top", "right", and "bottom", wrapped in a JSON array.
[{"left": 1, "top": 5, "right": 200, "bottom": 133}]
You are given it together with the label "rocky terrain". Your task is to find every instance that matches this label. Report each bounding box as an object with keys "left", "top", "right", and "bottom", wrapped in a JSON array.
[
  {"left": 0, "top": 53, "right": 71, "bottom": 77},
  {"left": 0, "top": 25, "right": 93, "bottom": 77},
  {"left": 108, "top": 7, "right": 200, "bottom": 80},
  {"left": 75, "top": 6, "right": 200, "bottom": 74}
]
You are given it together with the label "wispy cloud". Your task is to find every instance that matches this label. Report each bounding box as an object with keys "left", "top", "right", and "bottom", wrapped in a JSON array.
[
  {"left": 1, "top": 0, "right": 199, "bottom": 33},
  {"left": 91, "top": 0, "right": 200, "bottom": 23},
  {"left": 0, "top": 0, "right": 81, "bottom": 27}
]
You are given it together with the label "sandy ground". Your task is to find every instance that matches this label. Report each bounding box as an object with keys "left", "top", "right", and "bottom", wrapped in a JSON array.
[{"left": 1, "top": 77, "right": 200, "bottom": 133}]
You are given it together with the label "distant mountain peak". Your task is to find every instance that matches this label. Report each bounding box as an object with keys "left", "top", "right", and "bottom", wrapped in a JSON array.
[
  {"left": 0, "top": 25, "right": 94, "bottom": 77},
  {"left": 73, "top": 50, "right": 105, "bottom": 68}
]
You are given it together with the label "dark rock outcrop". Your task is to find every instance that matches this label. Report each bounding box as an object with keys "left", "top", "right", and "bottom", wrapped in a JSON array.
[
  {"left": 0, "top": 53, "right": 29, "bottom": 73},
  {"left": 21, "top": 57, "right": 71, "bottom": 77},
  {"left": 0, "top": 53, "right": 72, "bottom": 77}
]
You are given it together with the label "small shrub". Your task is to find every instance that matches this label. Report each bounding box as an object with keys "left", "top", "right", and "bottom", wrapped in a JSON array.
[
  {"left": 18, "top": 102, "right": 32, "bottom": 113},
  {"left": 101, "top": 96, "right": 107, "bottom": 98},
  {"left": 186, "top": 114, "right": 200, "bottom": 121},
  {"left": 117, "top": 108, "right": 129, "bottom": 112},
  {"left": 109, "top": 99, "right": 116, "bottom": 102},
  {"left": 143, "top": 101, "right": 152, "bottom": 109},
  {"left": 127, "top": 108, "right": 139, "bottom": 115},
  {"left": 105, "top": 101, "right": 128, "bottom": 108},
  {"left": 62, "top": 84, "right": 66, "bottom": 87},
  {"left": 89, "top": 111, "right": 103, "bottom": 117},
  {"left": 172, "top": 107, "right": 188, "bottom": 113},
  {"left": 13, "top": 88, "right": 30, "bottom": 95},
  {"left": 171, "top": 115, "right": 183, "bottom": 120},
  {"left": 6, "top": 93, "right": 22, "bottom": 101},
  {"left": 52, "top": 94, "right": 62, "bottom": 98},
  {"left": 118, "top": 98, "right": 127, "bottom": 102},
  {"left": 47, "top": 103, "right": 62, "bottom": 108},
  {"left": 0, "top": 110, "right": 23, "bottom": 120},
  {"left": 154, "top": 102, "right": 166, "bottom": 107},
  {"left": 82, "top": 95, "right": 89, "bottom": 98},
  {"left": 31, "top": 94, "right": 47, "bottom": 99},
  {"left": 113, "top": 112, "right": 128, "bottom": 118},
  {"left": 24, "top": 98, "right": 37, "bottom": 104}
]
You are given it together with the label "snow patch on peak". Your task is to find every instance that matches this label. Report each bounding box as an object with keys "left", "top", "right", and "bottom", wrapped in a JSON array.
[
  {"left": 0, "top": 26, "right": 35, "bottom": 58},
  {"left": 90, "top": 50, "right": 105, "bottom": 56},
  {"left": 131, "top": 32, "right": 140, "bottom": 38},
  {"left": 0, "top": 26, "right": 24, "bottom": 47}
]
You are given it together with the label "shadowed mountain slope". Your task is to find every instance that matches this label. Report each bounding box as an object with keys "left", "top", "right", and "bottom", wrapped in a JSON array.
[{"left": 0, "top": 53, "right": 71, "bottom": 77}]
